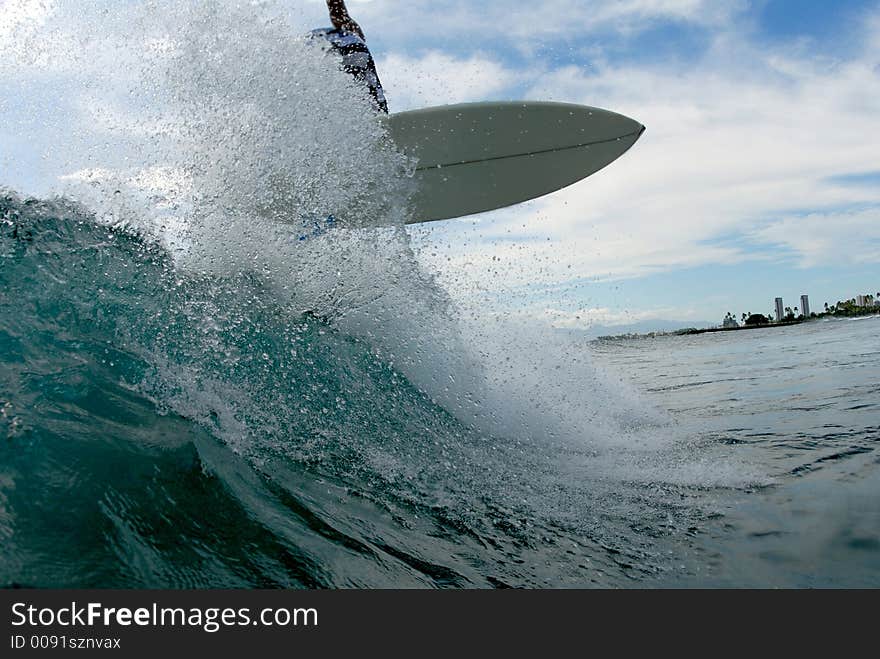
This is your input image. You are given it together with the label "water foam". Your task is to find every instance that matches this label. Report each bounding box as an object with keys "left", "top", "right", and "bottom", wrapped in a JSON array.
[{"left": 5, "top": 0, "right": 762, "bottom": 513}]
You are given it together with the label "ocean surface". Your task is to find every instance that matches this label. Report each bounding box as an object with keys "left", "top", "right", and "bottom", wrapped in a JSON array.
[
  {"left": 592, "top": 319, "right": 880, "bottom": 587},
  {"left": 2, "top": 1, "right": 878, "bottom": 589},
  {"left": 2, "top": 194, "right": 877, "bottom": 588}
]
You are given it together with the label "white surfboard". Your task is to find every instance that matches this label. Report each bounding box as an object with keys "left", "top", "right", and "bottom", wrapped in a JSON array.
[{"left": 382, "top": 101, "right": 645, "bottom": 224}]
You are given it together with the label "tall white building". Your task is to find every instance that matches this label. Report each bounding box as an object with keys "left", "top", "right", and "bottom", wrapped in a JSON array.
[
  {"left": 800, "top": 295, "right": 810, "bottom": 318},
  {"left": 856, "top": 295, "right": 868, "bottom": 307},
  {"left": 775, "top": 297, "right": 784, "bottom": 322}
]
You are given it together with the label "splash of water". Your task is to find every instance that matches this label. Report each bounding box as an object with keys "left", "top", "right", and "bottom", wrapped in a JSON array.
[{"left": 2, "top": 0, "right": 764, "bottom": 518}]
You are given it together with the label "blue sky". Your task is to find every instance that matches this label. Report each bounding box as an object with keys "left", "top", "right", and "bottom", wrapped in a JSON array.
[
  {"left": 2, "top": 0, "right": 879, "bottom": 329},
  {"left": 756, "top": 0, "right": 876, "bottom": 44}
]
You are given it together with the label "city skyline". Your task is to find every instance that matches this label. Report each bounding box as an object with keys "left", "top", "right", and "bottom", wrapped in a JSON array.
[{"left": 720, "top": 289, "right": 878, "bottom": 327}]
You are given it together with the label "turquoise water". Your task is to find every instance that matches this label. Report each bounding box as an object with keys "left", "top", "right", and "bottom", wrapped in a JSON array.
[
  {"left": 0, "top": 195, "right": 666, "bottom": 588},
  {"left": 2, "top": 195, "right": 877, "bottom": 588}
]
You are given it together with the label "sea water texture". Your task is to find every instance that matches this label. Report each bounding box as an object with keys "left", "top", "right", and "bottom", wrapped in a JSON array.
[{"left": 2, "top": 2, "right": 878, "bottom": 588}]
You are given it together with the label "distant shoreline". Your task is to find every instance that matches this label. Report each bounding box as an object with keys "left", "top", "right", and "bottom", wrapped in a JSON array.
[
  {"left": 678, "top": 319, "right": 807, "bottom": 335},
  {"left": 595, "top": 314, "right": 879, "bottom": 341}
]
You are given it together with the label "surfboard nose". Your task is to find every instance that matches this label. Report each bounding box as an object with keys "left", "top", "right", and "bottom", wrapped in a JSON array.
[
  {"left": 603, "top": 111, "right": 644, "bottom": 143},
  {"left": 619, "top": 117, "right": 645, "bottom": 144},
  {"left": 631, "top": 123, "right": 646, "bottom": 144}
]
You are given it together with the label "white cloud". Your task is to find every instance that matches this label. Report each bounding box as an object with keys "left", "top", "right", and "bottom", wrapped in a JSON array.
[
  {"left": 380, "top": 52, "right": 515, "bottom": 111},
  {"left": 750, "top": 207, "right": 880, "bottom": 268},
  {"left": 413, "top": 221, "right": 743, "bottom": 294},
  {"left": 463, "top": 303, "right": 710, "bottom": 335},
  {"left": 329, "top": 0, "right": 746, "bottom": 44},
  {"left": 540, "top": 305, "right": 703, "bottom": 328}
]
